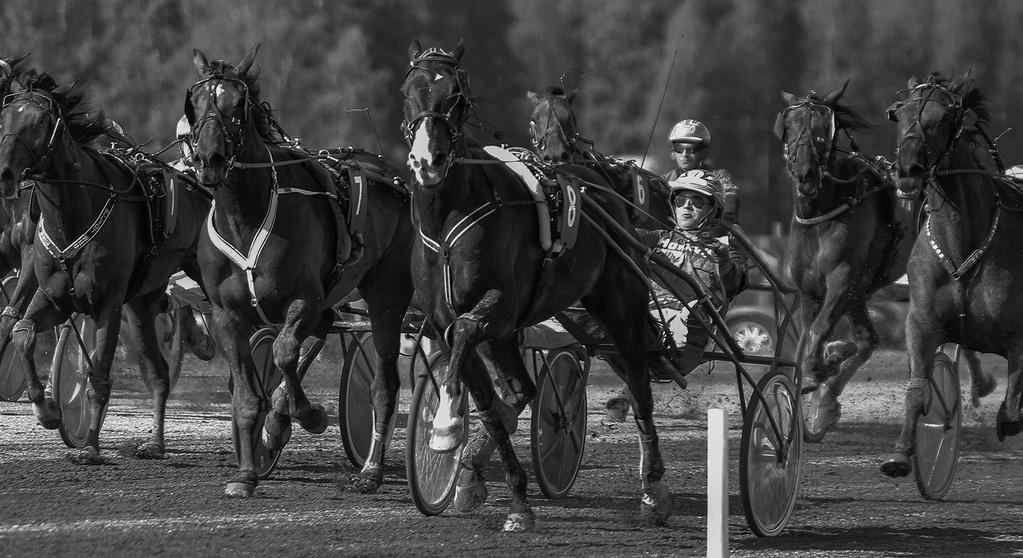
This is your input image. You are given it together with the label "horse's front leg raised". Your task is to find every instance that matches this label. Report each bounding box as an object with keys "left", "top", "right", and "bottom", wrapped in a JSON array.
[
  {"left": 801, "top": 269, "right": 855, "bottom": 440},
  {"left": 216, "top": 308, "right": 265, "bottom": 497},
  {"left": 268, "top": 300, "right": 329, "bottom": 440},
  {"left": 13, "top": 287, "right": 69, "bottom": 429},
  {"left": 823, "top": 303, "right": 879, "bottom": 399},
  {"left": 123, "top": 289, "right": 172, "bottom": 459},
  {"left": 880, "top": 308, "right": 942, "bottom": 477}
]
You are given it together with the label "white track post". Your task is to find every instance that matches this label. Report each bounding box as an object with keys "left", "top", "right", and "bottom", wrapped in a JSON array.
[{"left": 707, "top": 407, "right": 729, "bottom": 558}]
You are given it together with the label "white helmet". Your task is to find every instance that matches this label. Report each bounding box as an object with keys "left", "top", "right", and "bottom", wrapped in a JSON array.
[
  {"left": 668, "top": 169, "right": 724, "bottom": 210},
  {"left": 669, "top": 119, "right": 710, "bottom": 146},
  {"left": 175, "top": 115, "right": 191, "bottom": 139}
]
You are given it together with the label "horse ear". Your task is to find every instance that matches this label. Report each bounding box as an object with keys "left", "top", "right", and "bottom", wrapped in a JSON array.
[
  {"left": 408, "top": 39, "right": 422, "bottom": 61},
  {"left": 452, "top": 40, "right": 465, "bottom": 62},
  {"left": 235, "top": 44, "right": 260, "bottom": 76},
  {"left": 907, "top": 76, "right": 918, "bottom": 89},
  {"left": 824, "top": 80, "right": 849, "bottom": 104},
  {"left": 773, "top": 112, "right": 786, "bottom": 141},
  {"left": 527, "top": 90, "right": 541, "bottom": 106},
  {"left": 781, "top": 91, "right": 800, "bottom": 106},
  {"left": 183, "top": 90, "right": 195, "bottom": 126},
  {"left": 192, "top": 49, "right": 210, "bottom": 76}
]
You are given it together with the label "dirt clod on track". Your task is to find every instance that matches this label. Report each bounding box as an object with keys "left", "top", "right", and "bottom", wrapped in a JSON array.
[{"left": 2, "top": 350, "right": 1023, "bottom": 557}]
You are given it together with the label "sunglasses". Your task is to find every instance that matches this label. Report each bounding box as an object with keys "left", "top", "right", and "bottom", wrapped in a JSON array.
[
  {"left": 671, "top": 194, "right": 710, "bottom": 209},
  {"left": 671, "top": 144, "right": 704, "bottom": 155}
]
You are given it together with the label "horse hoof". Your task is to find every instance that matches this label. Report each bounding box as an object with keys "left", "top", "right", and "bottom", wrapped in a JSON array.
[
  {"left": 803, "top": 385, "right": 841, "bottom": 443},
  {"left": 33, "top": 398, "right": 62, "bottom": 430},
  {"left": 348, "top": 464, "right": 383, "bottom": 494},
  {"left": 639, "top": 482, "right": 673, "bottom": 526},
  {"left": 134, "top": 441, "right": 165, "bottom": 460},
  {"left": 880, "top": 453, "right": 911, "bottom": 478},
  {"left": 297, "top": 404, "right": 329, "bottom": 434},
  {"left": 998, "top": 420, "right": 1022, "bottom": 440},
  {"left": 225, "top": 481, "right": 257, "bottom": 498},
  {"left": 67, "top": 446, "right": 105, "bottom": 466},
  {"left": 453, "top": 471, "right": 488, "bottom": 513},
  {"left": 503, "top": 511, "right": 535, "bottom": 532},
  {"left": 262, "top": 411, "right": 293, "bottom": 451},
  {"left": 429, "top": 418, "right": 464, "bottom": 453},
  {"left": 604, "top": 397, "right": 631, "bottom": 423}
]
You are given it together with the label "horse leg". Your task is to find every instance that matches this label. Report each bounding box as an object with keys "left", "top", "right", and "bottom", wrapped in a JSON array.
[
  {"left": 271, "top": 299, "right": 328, "bottom": 435},
  {"left": 122, "top": 290, "right": 171, "bottom": 459},
  {"left": 965, "top": 350, "right": 996, "bottom": 407},
  {"left": 996, "top": 349, "right": 1023, "bottom": 440},
  {"left": 216, "top": 308, "right": 265, "bottom": 497},
  {"left": 13, "top": 288, "right": 68, "bottom": 429},
  {"left": 582, "top": 291, "right": 670, "bottom": 525},
  {"left": 349, "top": 290, "right": 407, "bottom": 494},
  {"left": 881, "top": 308, "right": 942, "bottom": 477},
  {"left": 802, "top": 276, "right": 854, "bottom": 439},
  {"left": 453, "top": 337, "right": 536, "bottom": 513},
  {"left": 796, "top": 295, "right": 823, "bottom": 390},
  {"left": 67, "top": 303, "right": 123, "bottom": 464},
  {"left": 820, "top": 302, "right": 879, "bottom": 399},
  {"left": 263, "top": 309, "right": 332, "bottom": 451},
  {"left": 0, "top": 260, "right": 38, "bottom": 356}
]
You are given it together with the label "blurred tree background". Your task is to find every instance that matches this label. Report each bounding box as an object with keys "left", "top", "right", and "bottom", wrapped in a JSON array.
[{"left": 3, "top": 0, "right": 1021, "bottom": 233}]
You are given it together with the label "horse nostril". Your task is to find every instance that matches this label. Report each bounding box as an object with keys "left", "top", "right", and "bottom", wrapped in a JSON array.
[
  {"left": 431, "top": 152, "right": 447, "bottom": 168},
  {"left": 0, "top": 168, "right": 13, "bottom": 184}
]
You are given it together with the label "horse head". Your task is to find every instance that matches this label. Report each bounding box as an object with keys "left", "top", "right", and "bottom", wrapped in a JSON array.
[
  {"left": 401, "top": 39, "right": 470, "bottom": 187},
  {"left": 0, "top": 71, "right": 105, "bottom": 200},
  {"left": 775, "top": 83, "right": 856, "bottom": 198},
  {"left": 527, "top": 86, "right": 582, "bottom": 164},
  {"left": 886, "top": 72, "right": 984, "bottom": 200},
  {"left": 185, "top": 45, "right": 260, "bottom": 187}
]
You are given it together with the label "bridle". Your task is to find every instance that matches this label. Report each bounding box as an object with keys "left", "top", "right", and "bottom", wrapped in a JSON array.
[
  {"left": 186, "top": 74, "right": 251, "bottom": 176},
  {"left": 887, "top": 80, "right": 967, "bottom": 190},
  {"left": 400, "top": 48, "right": 471, "bottom": 174},
  {"left": 529, "top": 94, "right": 585, "bottom": 157},
  {"left": 0, "top": 90, "right": 67, "bottom": 184},
  {"left": 778, "top": 100, "right": 837, "bottom": 196}
]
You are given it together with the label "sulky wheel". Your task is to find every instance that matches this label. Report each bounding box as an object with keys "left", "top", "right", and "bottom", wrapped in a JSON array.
[
  {"left": 338, "top": 331, "right": 377, "bottom": 468},
  {"left": 530, "top": 347, "right": 588, "bottom": 499},
  {"left": 740, "top": 369, "right": 803, "bottom": 537},
  {"left": 233, "top": 327, "right": 284, "bottom": 480},
  {"left": 406, "top": 350, "right": 466, "bottom": 516},
  {"left": 912, "top": 349, "right": 962, "bottom": 500},
  {"left": 0, "top": 273, "right": 25, "bottom": 402},
  {"left": 52, "top": 315, "right": 107, "bottom": 448}
]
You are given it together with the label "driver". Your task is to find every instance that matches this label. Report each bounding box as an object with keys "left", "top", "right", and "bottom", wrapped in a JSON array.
[{"left": 665, "top": 119, "right": 740, "bottom": 231}]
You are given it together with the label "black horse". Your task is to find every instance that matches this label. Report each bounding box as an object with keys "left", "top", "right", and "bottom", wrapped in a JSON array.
[
  {"left": 881, "top": 73, "right": 1012, "bottom": 477},
  {"left": 403, "top": 41, "right": 669, "bottom": 531}
]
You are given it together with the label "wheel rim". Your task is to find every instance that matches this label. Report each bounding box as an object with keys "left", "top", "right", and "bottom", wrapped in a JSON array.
[
  {"left": 0, "top": 274, "right": 25, "bottom": 402},
  {"left": 913, "top": 351, "right": 961, "bottom": 500},
  {"left": 532, "top": 348, "right": 587, "bottom": 499},
  {"left": 732, "top": 321, "right": 774, "bottom": 357},
  {"left": 246, "top": 328, "right": 283, "bottom": 479},
  {"left": 339, "top": 332, "right": 377, "bottom": 468},
  {"left": 407, "top": 353, "right": 465, "bottom": 515},
  {"left": 56, "top": 316, "right": 97, "bottom": 448},
  {"left": 741, "top": 372, "right": 802, "bottom": 537}
]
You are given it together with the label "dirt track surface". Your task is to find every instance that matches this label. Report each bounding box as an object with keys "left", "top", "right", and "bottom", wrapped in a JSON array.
[{"left": 2, "top": 350, "right": 1023, "bottom": 557}]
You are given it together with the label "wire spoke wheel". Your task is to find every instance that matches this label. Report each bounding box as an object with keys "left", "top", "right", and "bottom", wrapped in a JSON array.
[
  {"left": 913, "top": 349, "right": 962, "bottom": 500},
  {"left": 530, "top": 347, "right": 587, "bottom": 499},
  {"left": 740, "top": 369, "right": 802, "bottom": 537},
  {"left": 338, "top": 332, "right": 378, "bottom": 468},
  {"left": 406, "top": 350, "right": 465, "bottom": 516},
  {"left": 53, "top": 315, "right": 106, "bottom": 448}
]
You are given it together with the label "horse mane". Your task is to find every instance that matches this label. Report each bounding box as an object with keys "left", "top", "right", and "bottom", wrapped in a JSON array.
[
  {"left": 924, "top": 72, "right": 991, "bottom": 126},
  {"left": 543, "top": 85, "right": 567, "bottom": 98},
  {"left": 22, "top": 71, "right": 107, "bottom": 144},
  {"left": 801, "top": 90, "right": 872, "bottom": 132},
  {"left": 199, "top": 59, "right": 280, "bottom": 143}
]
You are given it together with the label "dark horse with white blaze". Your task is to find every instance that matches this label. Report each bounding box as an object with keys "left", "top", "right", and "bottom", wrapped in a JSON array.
[
  {"left": 186, "top": 47, "right": 413, "bottom": 497},
  {"left": 775, "top": 84, "right": 915, "bottom": 441},
  {"left": 881, "top": 74, "right": 1012, "bottom": 477},
  {"left": 403, "top": 41, "right": 668, "bottom": 531},
  {"left": 0, "top": 71, "right": 211, "bottom": 461}
]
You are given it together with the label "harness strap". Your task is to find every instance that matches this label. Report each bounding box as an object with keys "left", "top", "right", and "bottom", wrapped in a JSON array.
[
  {"left": 419, "top": 201, "right": 498, "bottom": 310},
  {"left": 38, "top": 196, "right": 117, "bottom": 297},
  {"left": 793, "top": 184, "right": 889, "bottom": 226}
]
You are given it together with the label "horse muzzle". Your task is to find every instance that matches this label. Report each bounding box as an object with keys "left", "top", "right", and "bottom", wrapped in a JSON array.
[{"left": 894, "top": 176, "right": 923, "bottom": 200}]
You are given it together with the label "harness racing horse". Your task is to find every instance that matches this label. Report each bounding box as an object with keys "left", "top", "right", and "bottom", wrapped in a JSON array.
[
  {"left": 186, "top": 47, "right": 414, "bottom": 497},
  {"left": 404, "top": 41, "right": 668, "bottom": 531},
  {"left": 0, "top": 72, "right": 211, "bottom": 462},
  {"left": 881, "top": 73, "right": 1013, "bottom": 477},
  {"left": 775, "top": 84, "right": 916, "bottom": 441}
]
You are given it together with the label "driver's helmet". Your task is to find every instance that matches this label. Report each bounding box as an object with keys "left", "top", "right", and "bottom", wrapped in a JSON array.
[
  {"left": 668, "top": 169, "right": 724, "bottom": 214},
  {"left": 668, "top": 119, "right": 711, "bottom": 146}
]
